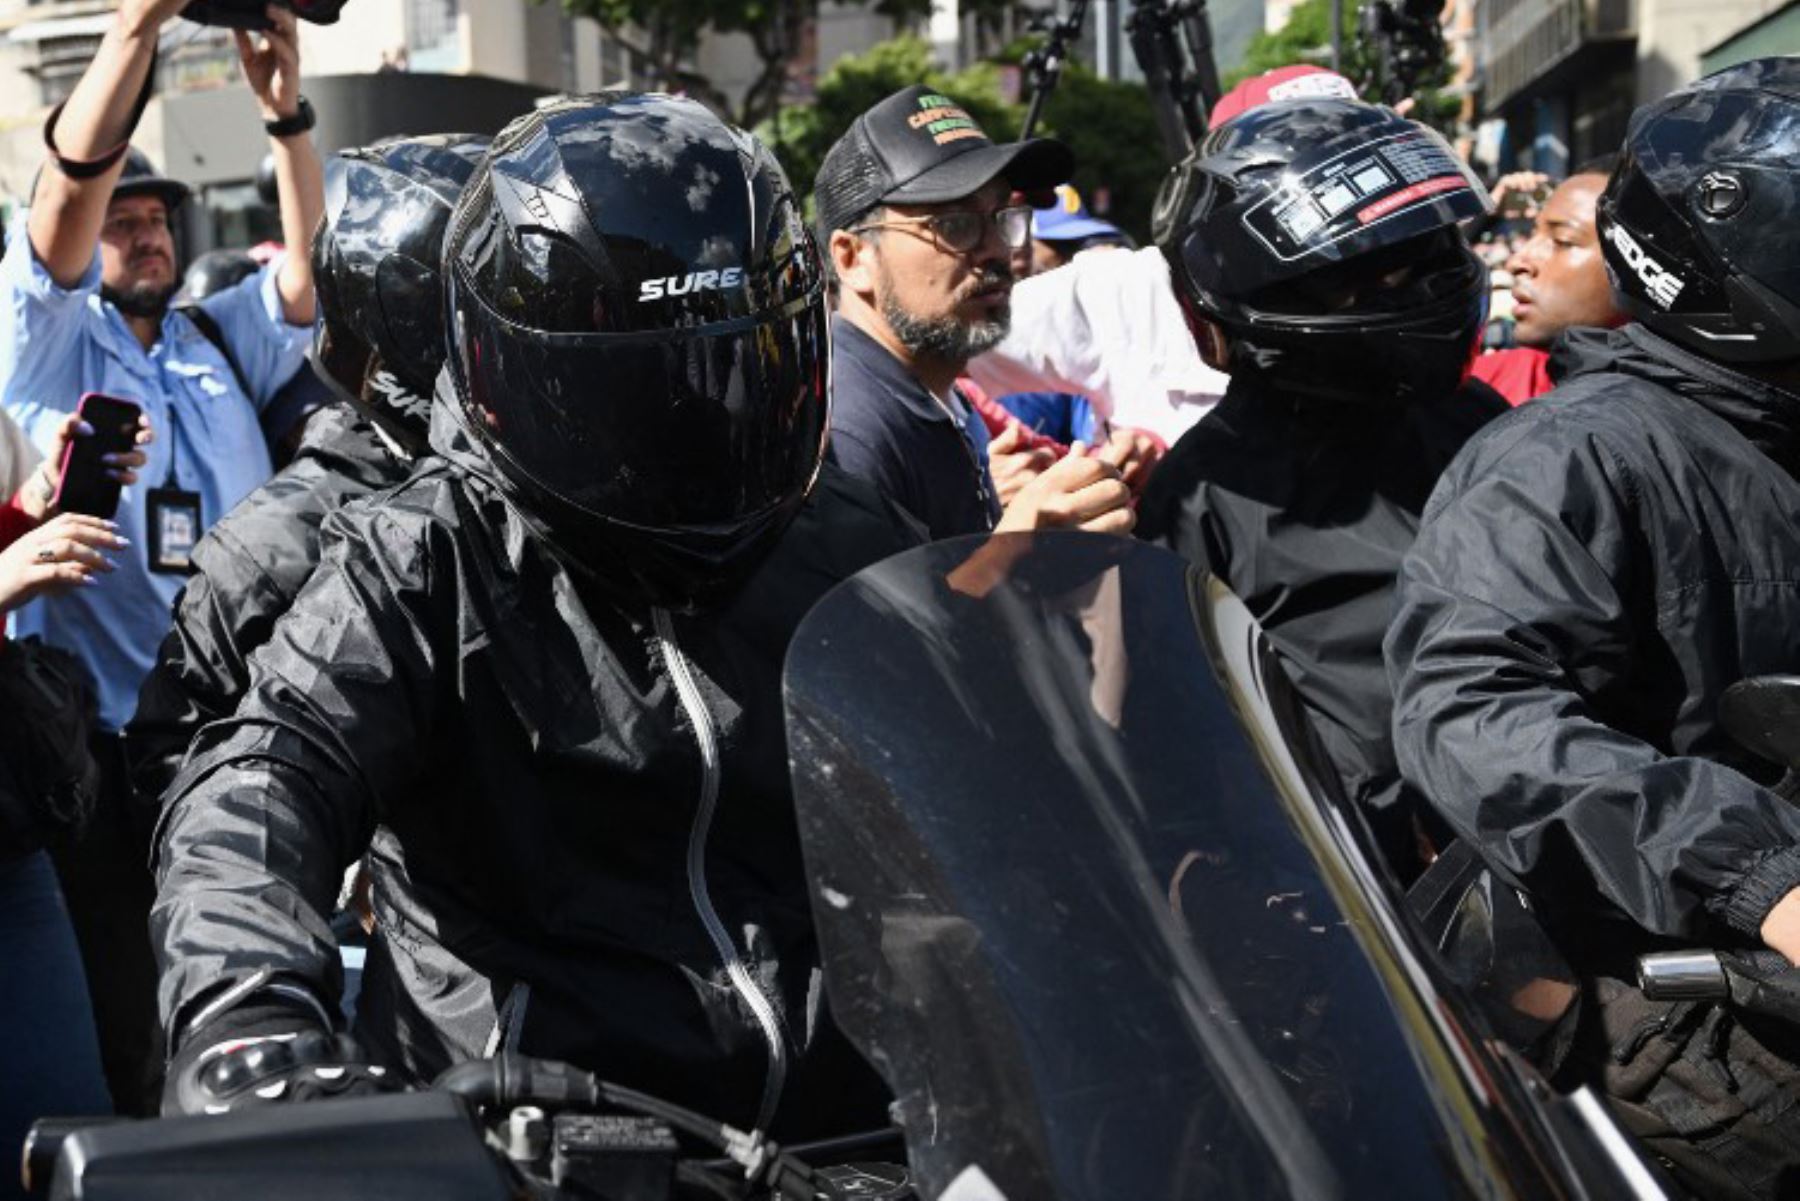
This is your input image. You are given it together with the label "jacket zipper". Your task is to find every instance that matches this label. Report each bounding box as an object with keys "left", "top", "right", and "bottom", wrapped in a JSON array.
[
  {"left": 652, "top": 606, "right": 789, "bottom": 1132},
  {"left": 483, "top": 982, "right": 533, "bottom": 1057}
]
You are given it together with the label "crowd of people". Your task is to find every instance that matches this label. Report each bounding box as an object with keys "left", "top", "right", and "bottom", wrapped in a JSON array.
[{"left": 0, "top": 0, "right": 1796, "bottom": 1192}]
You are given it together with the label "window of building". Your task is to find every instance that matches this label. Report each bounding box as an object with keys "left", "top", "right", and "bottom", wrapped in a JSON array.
[
  {"left": 199, "top": 180, "right": 282, "bottom": 258},
  {"left": 407, "top": 0, "right": 462, "bottom": 69},
  {"left": 560, "top": 12, "right": 577, "bottom": 92},
  {"left": 34, "top": 34, "right": 103, "bottom": 107},
  {"left": 159, "top": 26, "right": 239, "bottom": 93}
]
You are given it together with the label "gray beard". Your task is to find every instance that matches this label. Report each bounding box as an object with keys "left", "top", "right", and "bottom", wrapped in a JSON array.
[
  {"left": 877, "top": 272, "right": 1010, "bottom": 364},
  {"left": 103, "top": 280, "right": 177, "bottom": 321}
]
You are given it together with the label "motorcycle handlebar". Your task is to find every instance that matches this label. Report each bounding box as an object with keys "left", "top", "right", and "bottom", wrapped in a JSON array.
[
  {"left": 1638, "top": 948, "right": 1794, "bottom": 1000},
  {"left": 1637, "top": 950, "right": 1730, "bottom": 1000}
]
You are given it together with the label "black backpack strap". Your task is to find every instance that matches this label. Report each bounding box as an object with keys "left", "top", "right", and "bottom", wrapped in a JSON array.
[{"left": 178, "top": 303, "right": 255, "bottom": 403}]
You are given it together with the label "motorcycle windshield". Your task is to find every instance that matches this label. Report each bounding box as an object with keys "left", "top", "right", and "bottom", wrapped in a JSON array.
[{"left": 784, "top": 533, "right": 1529, "bottom": 1201}]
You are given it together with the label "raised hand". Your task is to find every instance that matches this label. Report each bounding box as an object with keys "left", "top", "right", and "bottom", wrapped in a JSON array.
[{"left": 237, "top": 5, "right": 302, "bottom": 122}]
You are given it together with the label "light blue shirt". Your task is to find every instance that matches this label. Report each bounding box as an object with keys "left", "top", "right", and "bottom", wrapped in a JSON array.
[{"left": 1, "top": 214, "right": 308, "bottom": 729}]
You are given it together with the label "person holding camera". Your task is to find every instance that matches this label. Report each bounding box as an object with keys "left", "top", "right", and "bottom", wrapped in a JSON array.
[{"left": 0, "top": 0, "right": 322, "bottom": 1115}]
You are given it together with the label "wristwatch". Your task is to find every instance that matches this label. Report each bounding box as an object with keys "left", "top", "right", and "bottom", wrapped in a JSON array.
[{"left": 264, "top": 96, "right": 316, "bottom": 139}]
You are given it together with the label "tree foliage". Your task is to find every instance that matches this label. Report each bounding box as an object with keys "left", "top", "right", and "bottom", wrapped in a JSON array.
[
  {"left": 1229, "top": 0, "right": 1458, "bottom": 129},
  {"left": 755, "top": 36, "right": 1014, "bottom": 214},
  {"left": 1229, "top": 0, "right": 1338, "bottom": 85},
  {"left": 758, "top": 34, "right": 1166, "bottom": 244},
  {"left": 554, "top": 0, "right": 722, "bottom": 109},
  {"left": 545, "top": 0, "right": 1113, "bottom": 150},
  {"left": 550, "top": 0, "right": 935, "bottom": 128},
  {"left": 1032, "top": 63, "right": 1168, "bottom": 244}
]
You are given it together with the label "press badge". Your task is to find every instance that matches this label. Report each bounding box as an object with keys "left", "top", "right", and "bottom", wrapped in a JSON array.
[{"left": 146, "top": 487, "right": 202, "bottom": 574}]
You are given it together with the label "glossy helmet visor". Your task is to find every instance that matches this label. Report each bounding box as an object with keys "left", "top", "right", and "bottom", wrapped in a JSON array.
[
  {"left": 1160, "top": 99, "right": 1491, "bottom": 403},
  {"left": 1596, "top": 57, "right": 1800, "bottom": 364},
  {"left": 312, "top": 134, "right": 489, "bottom": 456},
  {"left": 455, "top": 287, "right": 829, "bottom": 538},
  {"left": 446, "top": 95, "right": 830, "bottom": 609},
  {"left": 1230, "top": 228, "right": 1488, "bottom": 404}
]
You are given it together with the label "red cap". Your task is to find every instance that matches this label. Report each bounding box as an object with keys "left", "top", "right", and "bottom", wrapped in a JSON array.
[{"left": 1209, "top": 65, "right": 1360, "bottom": 127}]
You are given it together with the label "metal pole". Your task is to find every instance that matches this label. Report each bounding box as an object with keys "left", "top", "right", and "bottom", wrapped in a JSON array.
[
  {"left": 1330, "top": 0, "right": 1343, "bottom": 72},
  {"left": 1096, "top": 0, "right": 1118, "bottom": 79}
]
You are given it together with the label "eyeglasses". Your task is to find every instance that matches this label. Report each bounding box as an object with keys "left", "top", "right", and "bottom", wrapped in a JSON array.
[
  {"left": 102, "top": 211, "right": 170, "bottom": 241},
  {"left": 852, "top": 204, "right": 1032, "bottom": 253}
]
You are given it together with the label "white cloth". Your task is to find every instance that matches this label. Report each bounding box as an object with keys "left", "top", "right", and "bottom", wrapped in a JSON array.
[
  {"left": 0, "top": 406, "right": 40, "bottom": 502},
  {"left": 968, "top": 247, "right": 1228, "bottom": 446}
]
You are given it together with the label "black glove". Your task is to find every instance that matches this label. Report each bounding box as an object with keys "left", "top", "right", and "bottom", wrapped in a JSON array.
[
  {"left": 1720, "top": 950, "right": 1800, "bottom": 1026},
  {"left": 164, "top": 1001, "right": 398, "bottom": 1116}
]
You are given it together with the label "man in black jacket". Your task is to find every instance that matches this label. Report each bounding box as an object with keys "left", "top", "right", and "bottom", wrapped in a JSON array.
[
  {"left": 1386, "top": 60, "right": 1800, "bottom": 1198},
  {"left": 151, "top": 96, "right": 920, "bottom": 1137},
  {"left": 1136, "top": 96, "right": 1506, "bottom": 873},
  {"left": 817, "top": 85, "right": 1134, "bottom": 541},
  {"left": 128, "top": 133, "right": 487, "bottom": 805}
]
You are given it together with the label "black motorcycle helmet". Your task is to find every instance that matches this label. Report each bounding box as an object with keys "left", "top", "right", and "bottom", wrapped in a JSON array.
[
  {"left": 112, "top": 147, "right": 191, "bottom": 213},
  {"left": 1596, "top": 57, "right": 1800, "bottom": 365},
  {"left": 443, "top": 93, "right": 830, "bottom": 610},
  {"left": 180, "top": 248, "right": 259, "bottom": 302},
  {"left": 312, "top": 133, "right": 489, "bottom": 456},
  {"left": 1156, "top": 99, "right": 1491, "bottom": 405}
]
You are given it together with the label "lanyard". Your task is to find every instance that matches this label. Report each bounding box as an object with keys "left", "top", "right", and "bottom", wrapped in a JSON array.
[{"left": 160, "top": 403, "right": 182, "bottom": 490}]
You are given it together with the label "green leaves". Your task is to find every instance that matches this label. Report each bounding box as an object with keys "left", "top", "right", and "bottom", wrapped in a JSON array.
[
  {"left": 1229, "top": 0, "right": 1458, "bottom": 129},
  {"left": 547, "top": 0, "right": 937, "bottom": 128},
  {"left": 758, "top": 34, "right": 1165, "bottom": 243}
]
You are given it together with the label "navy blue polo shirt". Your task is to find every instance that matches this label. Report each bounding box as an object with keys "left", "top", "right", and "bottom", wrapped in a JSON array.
[{"left": 827, "top": 315, "right": 1002, "bottom": 540}]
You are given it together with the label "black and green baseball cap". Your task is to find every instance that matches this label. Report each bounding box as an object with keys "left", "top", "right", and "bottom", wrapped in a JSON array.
[{"left": 814, "top": 84, "right": 1072, "bottom": 236}]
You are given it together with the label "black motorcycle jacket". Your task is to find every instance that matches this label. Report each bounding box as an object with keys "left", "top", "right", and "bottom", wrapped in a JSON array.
[
  {"left": 128, "top": 403, "right": 408, "bottom": 811},
  {"left": 1137, "top": 375, "right": 1507, "bottom": 866},
  {"left": 151, "top": 395, "right": 923, "bottom": 1137},
  {"left": 1387, "top": 325, "right": 1800, "bottom": 957}
]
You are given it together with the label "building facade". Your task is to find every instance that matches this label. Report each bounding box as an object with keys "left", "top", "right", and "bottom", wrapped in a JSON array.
[
  {"left": 1477, "top": 0, "right": 1793, "bottom": 173},
  {"left": 0, "top": 0, "right": 663, "bottom": 251}
]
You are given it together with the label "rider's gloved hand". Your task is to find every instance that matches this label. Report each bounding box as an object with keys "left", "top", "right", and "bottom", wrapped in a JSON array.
[
  {"left": 1720, "top": 950, "right": 1800, "bottom": 1025},
  {"left": 163, "top": 1000, "right": 397, "bottom": 1116}
]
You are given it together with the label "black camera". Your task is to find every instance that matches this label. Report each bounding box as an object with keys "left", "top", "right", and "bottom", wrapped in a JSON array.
[{"left": 181, "top": 0, "right": 346, "bottom": 30}]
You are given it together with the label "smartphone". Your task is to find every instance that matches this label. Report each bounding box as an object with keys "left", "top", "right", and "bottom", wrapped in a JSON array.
[{"left": 52, "top": 393, "right": 142, "bottom": 519}]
